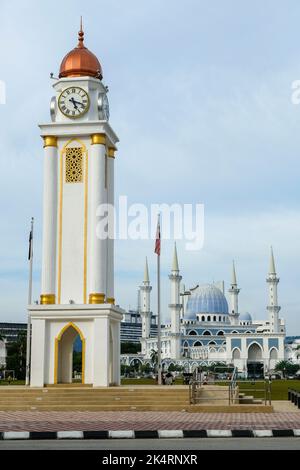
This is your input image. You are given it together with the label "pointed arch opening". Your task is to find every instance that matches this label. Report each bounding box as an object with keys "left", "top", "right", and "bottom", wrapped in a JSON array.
[
  {"left": 247, "top": 342, "right": 263, "bottom": 361},
  {"left": 270, "top": 347, "right": 278, "bottom": 360},
  {"left": 54, "top": 322, "right": 86, "bottom": 384}
]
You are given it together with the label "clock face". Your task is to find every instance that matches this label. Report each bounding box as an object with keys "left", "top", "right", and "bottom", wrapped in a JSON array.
[
  {"left": 102, "top": 94, "right": 110, "bottom": 121},
  {"left": 98, "top": 93, "right": 110, "bottom": 121},
  {"left": 58, "top": 87, "right": 90, "bottom": 118}
]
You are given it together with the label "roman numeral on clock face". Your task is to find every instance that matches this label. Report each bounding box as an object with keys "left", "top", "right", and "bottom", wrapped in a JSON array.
[{"left": 58, "top": 87, "right": 89, "bottom": 118}]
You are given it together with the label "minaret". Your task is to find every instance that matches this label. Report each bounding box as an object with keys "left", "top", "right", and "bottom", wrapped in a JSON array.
[
  {"left": 169, "top": 244, "right": 182, "bottom": 358},
  {"left": 266, "top": 247, "right": 281, "bottom": 333},
  {"left": 140, "top": 257, "right": 152, "bottom": 351},
  {"left": 228, "top": 261, "right": 240, "bottom": 325}
]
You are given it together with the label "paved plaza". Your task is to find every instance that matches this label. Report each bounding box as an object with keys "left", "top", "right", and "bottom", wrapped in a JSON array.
[{"left": 0, "top": 402, "right": 299, "bottom": 432}]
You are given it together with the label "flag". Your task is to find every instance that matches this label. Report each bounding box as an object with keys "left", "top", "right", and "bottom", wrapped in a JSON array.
[
  {"left": 154, "top": 215, "right": 161, "bottom": 256},
  {"left": 28, "top": 227, "right": 33, "bottom": 260}
]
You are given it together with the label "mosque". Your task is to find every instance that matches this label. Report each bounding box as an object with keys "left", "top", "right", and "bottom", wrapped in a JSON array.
[{"left": 127, "top": 245, "right": 291, "bottom": 377}]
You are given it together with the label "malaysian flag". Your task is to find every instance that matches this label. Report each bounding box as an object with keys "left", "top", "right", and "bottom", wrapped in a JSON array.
[
  {"left": 28, "top": 227, "right": 33, "bottom": 260},
  {"left": 28, "top": 217, "right": 34, "bottom": 261},
  {"left": 154, "top": 215, "right": 161, "bottom": 256}
]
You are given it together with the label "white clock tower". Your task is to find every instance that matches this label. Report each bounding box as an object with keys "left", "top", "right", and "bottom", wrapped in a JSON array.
[{"left": 29, "top": 23, "right": 123, "bottom": 387}]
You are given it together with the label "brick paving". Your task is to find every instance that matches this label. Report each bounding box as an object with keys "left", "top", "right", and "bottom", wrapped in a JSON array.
[{"left": 0, "top": 408, "right": 300, "bottom": 432}]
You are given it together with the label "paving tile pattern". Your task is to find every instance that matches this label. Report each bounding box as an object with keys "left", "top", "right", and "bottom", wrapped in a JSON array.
[{"left": 0, "top": 409, "right": 300, "bottom": 432}]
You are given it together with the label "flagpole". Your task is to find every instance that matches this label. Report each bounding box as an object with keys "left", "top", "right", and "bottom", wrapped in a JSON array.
[
  {"left": 156, "top": 215, "right": 162, "bottom": 386},
  {"left": 25, "top": 217, "right": 34, "bottom": 386},
  {"left": 157, "top": 250, "right": 162, "bottom": 385}
]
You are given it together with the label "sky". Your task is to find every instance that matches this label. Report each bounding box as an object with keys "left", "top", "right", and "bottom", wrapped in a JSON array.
[{"left": 0, "top": 0, "right": 300, "bottom": 334}]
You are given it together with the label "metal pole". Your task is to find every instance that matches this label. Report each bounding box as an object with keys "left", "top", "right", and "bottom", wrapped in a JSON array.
[
  {"left": 25, "top": 217, "right": 34, "bottom": 386},
  {"left": 157, "top": 252, "right": 162, "bottom": 385}
]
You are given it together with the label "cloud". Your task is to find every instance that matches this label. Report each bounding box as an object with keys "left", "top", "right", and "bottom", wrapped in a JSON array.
[{"left": 0, "top": 1, "right": 299, "bottom": 336}]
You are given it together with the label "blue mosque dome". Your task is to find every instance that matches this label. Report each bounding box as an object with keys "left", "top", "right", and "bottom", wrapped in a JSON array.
[
  {"left": 185, "top": 284, "right": 229, "bottom": 317},
  {"left": 239, "top": 312, "right": 252, "bottom": 322}
]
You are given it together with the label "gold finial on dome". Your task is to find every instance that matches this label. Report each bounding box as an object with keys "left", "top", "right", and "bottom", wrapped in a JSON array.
[
  {"left": 59, "top": 18, "right": 103, "bottom": 80},
  {"left": 78, "top": 16, "right": 84, "bottom": 48}
]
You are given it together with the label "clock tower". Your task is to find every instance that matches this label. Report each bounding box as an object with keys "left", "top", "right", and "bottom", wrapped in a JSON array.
[{"left": 29, "top": 23, "right": 123, "bottom": 387}]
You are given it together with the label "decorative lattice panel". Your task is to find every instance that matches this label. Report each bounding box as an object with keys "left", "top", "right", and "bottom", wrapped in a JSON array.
[{"left": 65, "top": 147, "right": 83, "bottom": 183}]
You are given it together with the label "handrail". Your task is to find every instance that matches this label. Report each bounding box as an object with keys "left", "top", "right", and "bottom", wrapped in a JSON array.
[
  {"left": 228, "top": 366, "right": 238, "bottom": 404},
  {"left": 189, "top": 366, "right": 272, "bottom": 405}
]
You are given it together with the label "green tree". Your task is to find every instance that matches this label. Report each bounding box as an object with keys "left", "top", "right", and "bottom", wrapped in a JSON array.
[
  {"left": 275, "top": 360, "right": 300, "bottom": 376},
  {"left": 6, "top": 331, "right": 27, "bottom": 380},
  {"left": 73, "top": 351, "right": 82, "bottom": 375},
  {"left": 141, "top": 363, "right": 152, "bottom": 374},
  {"left": 150, "top": 349, "right": 158, "bottom": 369},
  {"left": 168, "top": 364, "right": 184, "bottom": 372}
]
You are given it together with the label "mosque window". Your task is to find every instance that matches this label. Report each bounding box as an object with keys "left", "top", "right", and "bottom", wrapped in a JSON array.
[
  {"left": 219, "top": 316, "right": 222, "bottom": 322},
  {"left": 188, "top": 330, "right": 197, "bottom": 335},
  {"left": 65, "top": 147, "right": 83, "bottom": 183},
  {"left": 207, "top": 316, "right": 211, "bottom": 321},
  {"left": 203, "top": 330, "right": 211, "bottom": 336},
  {"left": 194, "top": 341, "right": 202, "bottom": 347},
  {"left": 213, "top": 316, "right": 216, "bottom": 322},
  {"left": 217, "top": 331, "right": 224, "bottom": 336},
  {"left": 208, "top": 341, "right": 216, "bottom": 345},
  {"left": 201, "top": 316, "right": 205, "bottom": 321}
]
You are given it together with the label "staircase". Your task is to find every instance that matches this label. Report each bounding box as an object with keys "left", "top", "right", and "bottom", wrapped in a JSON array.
[
  {"left": 238, "top": 392, "right": 263, "bottom": 405},
  {"left": 0, "top": 386, "right": 191, "bottom": 412}
]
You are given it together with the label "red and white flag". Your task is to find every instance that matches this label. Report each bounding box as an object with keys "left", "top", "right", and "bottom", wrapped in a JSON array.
[{"left": 154, "top": 215, "right": 161, "bottom": 256}]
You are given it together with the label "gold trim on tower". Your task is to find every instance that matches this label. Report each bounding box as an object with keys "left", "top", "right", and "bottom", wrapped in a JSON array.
[
  {"left": 106, "top": 297, "right": 115, "bottom": 305},
  {"left": 40, "top": 294, "right": 56, "bottom": 305},
  {"left": 91, "top": 133, "right": 106, "bottom": 145},
  {"left": 89, "top": 293, "right": 105, "bottom": 304},
  {"left": 43, "top": 136, "right": 58, "bottom": 148},
  {"left": 108, "top": 147, "right": 116, "bottom": 158}
]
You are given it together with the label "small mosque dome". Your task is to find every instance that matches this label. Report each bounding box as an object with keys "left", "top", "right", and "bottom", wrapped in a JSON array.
[
  {"left": 239, "top": 312, "right": 252, "bottom": 322},
  {"left": 185, "top": 284, "right": 229, "bottom": 317}
]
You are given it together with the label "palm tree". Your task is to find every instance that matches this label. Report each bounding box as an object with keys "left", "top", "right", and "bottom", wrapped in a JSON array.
[{"left": 150, "top": 349, "right": 158, "bottom": 369}]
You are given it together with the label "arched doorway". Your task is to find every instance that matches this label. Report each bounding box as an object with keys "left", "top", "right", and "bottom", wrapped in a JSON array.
[
  {"left": 54, "top": 322, "right": 85, "bottom": 384},
  {"left": 247, "top": 342, "right": 263, "bottom": 378}
]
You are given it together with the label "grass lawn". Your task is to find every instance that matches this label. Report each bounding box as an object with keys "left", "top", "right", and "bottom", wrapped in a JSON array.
[
  {"left": 121, "top": 378, "right": 184, "bottom": 386},
  {"left": 216, "top": 379, "right": 300, "bottom": 400},
  {"left": 237, "top": 379, "right": 300, "bottom": 400},
  {"left": 121, "top": 378, "right": 300, "bottom": 400},
  {"left": 0, "top": 380, "right": 25, "bottom": 386}
]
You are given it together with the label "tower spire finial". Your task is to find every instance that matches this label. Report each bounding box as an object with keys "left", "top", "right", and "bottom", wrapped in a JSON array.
[
  {"left": 78, "top": 16, "right": 85, "bottom": 48},
  {"left": 231, "top": 260, "right": 237, "bottom": 285},
  {"left": 269, "top": 246, "right": 276, "bottom": 275},
  {"left": 172, "top": 242, "right": 179, "bottom": 272},
  {"left": 144, "top": 257, "right": 150, "bottom": 283}
]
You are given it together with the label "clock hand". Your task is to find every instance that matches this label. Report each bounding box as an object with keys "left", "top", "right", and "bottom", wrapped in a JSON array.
[
  {"left": 72, "top": 99, "right": 84, "bottom": 107},
  {"left": 69, "top": 97, "right": 78, "bottom": 110}
]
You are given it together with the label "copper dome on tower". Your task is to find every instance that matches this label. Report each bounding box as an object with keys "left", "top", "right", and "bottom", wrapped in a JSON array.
[{"left": 59, "top": 21, "right": 103, "bottom": 80}]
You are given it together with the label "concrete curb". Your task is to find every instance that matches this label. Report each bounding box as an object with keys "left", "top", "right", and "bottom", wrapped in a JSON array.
[{"left": 0, "top": 429, "right": 300, "bottom": 440}]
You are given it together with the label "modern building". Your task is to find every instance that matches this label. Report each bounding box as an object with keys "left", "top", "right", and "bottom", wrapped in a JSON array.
[
  {"left": 0, "top": 323, "right": 27, "bottom": 343},
  {"left": 0, "top": 340, "right": 6, "bottom": 368},
  {"left": 121, "top": 310, "right": 157, "bottom": 344}
]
